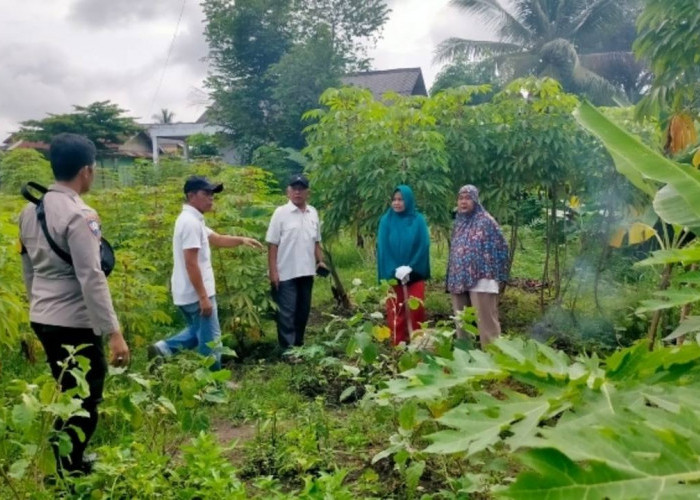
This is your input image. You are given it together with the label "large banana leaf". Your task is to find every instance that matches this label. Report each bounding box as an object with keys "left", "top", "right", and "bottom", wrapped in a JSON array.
[
  {"left": 574, "top": 102, "right": 700, "bottom": 232},
  {"left": 654, "top": 185, "right": 700, "bottom": 231}
]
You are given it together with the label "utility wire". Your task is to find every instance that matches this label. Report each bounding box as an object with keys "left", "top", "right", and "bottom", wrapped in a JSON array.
[{"left": 148, "top": 0, "right": 187, "bottom": 120}]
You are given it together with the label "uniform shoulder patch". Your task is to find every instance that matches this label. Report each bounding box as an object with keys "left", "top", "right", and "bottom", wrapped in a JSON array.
[{"left": 84, "top": 213, "right": 102, "bottom": 238}]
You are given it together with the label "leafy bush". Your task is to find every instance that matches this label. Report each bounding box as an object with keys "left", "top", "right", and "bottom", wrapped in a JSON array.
[{"left": 0, "top": 149, "right": 52, "bottom": 194}]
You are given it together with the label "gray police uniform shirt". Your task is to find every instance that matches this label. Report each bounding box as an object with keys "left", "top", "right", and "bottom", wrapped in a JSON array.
[{"left": 19, "top": 184, "right": 119, "bottom": 336}]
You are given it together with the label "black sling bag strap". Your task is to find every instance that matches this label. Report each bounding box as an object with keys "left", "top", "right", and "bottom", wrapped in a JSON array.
[
  {"left": 21, "top": 182, "right": 73, "bottom": 265},
  {"left": 21, "top": 182, "right": 116, "bottom": 277}
]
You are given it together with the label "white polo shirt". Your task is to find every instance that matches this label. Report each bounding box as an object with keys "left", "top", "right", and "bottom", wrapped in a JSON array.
[
  {"left": 171, "top": 204, "right": 215, "bottom": 305},
  {"left": 266, "top": 201, "right": 321, "bottom": 282}
]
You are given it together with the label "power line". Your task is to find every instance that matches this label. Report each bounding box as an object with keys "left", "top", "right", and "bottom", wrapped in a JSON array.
[{"left": 148, "top": 0, "right": 188, "bottom": 120}]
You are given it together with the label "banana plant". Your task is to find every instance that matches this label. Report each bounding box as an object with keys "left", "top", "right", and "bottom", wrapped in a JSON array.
[{"left": 574, "top": 101, "right": 700, "bottom": 343}]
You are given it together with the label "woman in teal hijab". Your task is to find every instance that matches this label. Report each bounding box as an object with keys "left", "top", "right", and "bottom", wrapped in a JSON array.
[{"left": 377, "top": 185, "right": 431, "bottom": 345}]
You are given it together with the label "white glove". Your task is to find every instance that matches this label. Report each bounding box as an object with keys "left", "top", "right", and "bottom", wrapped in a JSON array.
[{"left": 395, "top": 266, "right": 413, "bottom": 284}]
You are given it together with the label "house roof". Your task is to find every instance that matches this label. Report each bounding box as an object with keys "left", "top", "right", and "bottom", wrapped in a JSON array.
[
  {"left": 341, "top": 67, "right": 428, "bottom": 99},
  {"left": 2, "top": 139, "right": 49, "bottom": 152}
]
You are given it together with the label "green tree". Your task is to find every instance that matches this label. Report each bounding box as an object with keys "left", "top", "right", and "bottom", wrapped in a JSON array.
[
  {"left": 425, "top": 78, "right": 621, "bottom": 303},
  {"left": 267, "top": 27, "right": 343, "bottom": 149},
  {"left": 437, "top": 0, "right": 646, "bottom": 103},
  {"left": 289, "top": 0, "right": 389, "bottom": 70},
  {"left": 0, "top": 149, "right": 52, "bottom": 194},
  {"left": 304, "top": 87, "right": 451, "bottom": 239},
  {"left": 203, "top": 0, "right": 294, "bottom": 160},
  {"left": 187, "top": 133, "right": 220, "bottom": 158},
  {"left": 203, "top": 0, "right": 389, "bottom": 159},
  {"left": 251, "top": 144, "right": 306, "bottom": 189},
  {"left": 634, "top": 0, "right": 700, "bottom": 155},
  {"left": 17, "top": 101, "right": 141, "bottom": 152}
]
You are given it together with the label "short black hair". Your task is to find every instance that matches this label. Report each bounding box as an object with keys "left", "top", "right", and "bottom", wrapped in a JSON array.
[{"left": 49, "top": 133, "right": 97, "bottom": 181}]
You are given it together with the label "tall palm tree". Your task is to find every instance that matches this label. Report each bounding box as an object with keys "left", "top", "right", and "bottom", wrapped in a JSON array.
[
  {"left": 152, "top": 108, "right": 175, "bottom": 124},
  {"left": 437, "top": 0, "right": 647, "bottom": 104}
]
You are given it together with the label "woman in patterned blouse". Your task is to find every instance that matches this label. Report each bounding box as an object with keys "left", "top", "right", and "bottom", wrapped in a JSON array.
[{"left": 446, "top": 185, "right": 509, "bottom": 347}]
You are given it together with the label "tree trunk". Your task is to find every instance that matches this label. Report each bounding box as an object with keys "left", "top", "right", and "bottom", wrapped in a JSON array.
[
  {"left": 507, "top": 217, "right": 519, "bottom": 277},
  {"left": 540, "top": 198, "right": 551, "bottom": 313},
  {"left": 594, "top": 246, "right": 611, "bottom": 312},
  {"left": 323, "top": 246, "right": 351, "bottom": 311},
  {"left": 594, "top": 204, "right": 614, "bottom": 312},
  {"left": 647, "top": 263, "right": 672, "bottom": 350},
  {"left": 677, "top": 263, "right": 698, "bottom": 345},
  {"left": 551, "top": 188, "right": 561, "bottom": 300}
]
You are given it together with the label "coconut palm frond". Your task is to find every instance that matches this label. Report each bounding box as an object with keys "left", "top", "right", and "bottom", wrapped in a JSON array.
[
  {"left": 534, "top": 38, "right": 627, "bottom": 105},
  {"left": 579, "top": 51, "right": 644, "bottom": 77},
  {"left": 572, "top": 64, "right": 629, "bottom": 106},
  {"left": 569, "top": 0, "right": 618, "bottom": 38},
  {"left": 492, "top": 52, "right": 540, "bottom": 79},
  {"left": 443, "top": 0, "right": 646, "bottom": 102},
  {"left": 451, "top": 0, "right": 532, "bottom": 44},
  {"left": 434, "top": 38, "right": 525, "bottom": 64},
  {"left": 580, "top": 52, "right": 650, "bottom": 101},
  {"left": 520, "top": 0, "right": 555, "bottom": 41}
]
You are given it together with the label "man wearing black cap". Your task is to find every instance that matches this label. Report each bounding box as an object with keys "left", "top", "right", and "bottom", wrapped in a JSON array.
[
  {"left": 266, "top": 173, "right": 327, "bottom": 352},
  {"left": 149, "top": 176, "right": 263, "bottom": 369}
]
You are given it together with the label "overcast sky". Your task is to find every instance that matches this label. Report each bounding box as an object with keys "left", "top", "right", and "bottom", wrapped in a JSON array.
[{"left": 0, "top": 0, "right": 491, "bottom": 140}]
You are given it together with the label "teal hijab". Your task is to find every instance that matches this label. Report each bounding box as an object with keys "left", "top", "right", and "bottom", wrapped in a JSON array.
[{"left": 377, "top": 185, "right": 431, "bottom": 282}]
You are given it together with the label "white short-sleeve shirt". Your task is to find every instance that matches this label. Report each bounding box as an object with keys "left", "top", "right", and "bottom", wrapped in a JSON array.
[
  {"left": 266, "top": 201, "right": 321, "bottom": 282},
  {"left": 171, "top": 204, "right": 215, "bottom": 305}
]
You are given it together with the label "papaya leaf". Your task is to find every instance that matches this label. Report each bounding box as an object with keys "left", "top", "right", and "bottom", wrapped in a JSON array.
[
  {"left": 379, "top": 348, "right": 504, "bottom": 400},
  {"left": 503, "top": 445, "right": 700, "bottom": 500},
  {"left": 424, "top": 393, "right": 552, "bottom": 456}
]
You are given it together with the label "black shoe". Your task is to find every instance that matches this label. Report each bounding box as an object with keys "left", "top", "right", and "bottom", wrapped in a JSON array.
[
  {"left": 283, "top": 353, "right": 303, "bottom": 365},
  {"left": 57, "top": 457, "right": 94, "bottom": 477},
  {"left": 147, "top": 345, "right": 166, "bottom": 374},
  {"left": 147, "top": 344, "right": 162, "bottom": 360}
]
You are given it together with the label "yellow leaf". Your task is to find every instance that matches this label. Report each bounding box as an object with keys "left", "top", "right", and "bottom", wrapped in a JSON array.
[
  {"left": 609, "top": 227, "right": 626, "bottom": 248},
  {"left": 568, "top": 195, "right": 581, "bottom": 210},
  {"left": 628, "top": 222, "right": 657, "bottom": 245},
  {"left": 610, "top": 222, "right": 657, "bottom": 247},
  {"left": 427, "top": 400, "right": 450, "bottom": 418},
  {"left": 372, "top": 325, "right": 391, "bottom": 341},
  {"left": 693, "top": 149, "right": 700, "bottom": 168}
]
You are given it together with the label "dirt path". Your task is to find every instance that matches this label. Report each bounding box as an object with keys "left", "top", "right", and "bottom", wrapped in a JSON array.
[{"left": 211, "top": 418, "right": 257, "bottom": 465}]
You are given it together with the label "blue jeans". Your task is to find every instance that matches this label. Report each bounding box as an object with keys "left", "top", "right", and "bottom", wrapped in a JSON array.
[{"left": 156, "top": 296, "right": 222, "bottom": 370}]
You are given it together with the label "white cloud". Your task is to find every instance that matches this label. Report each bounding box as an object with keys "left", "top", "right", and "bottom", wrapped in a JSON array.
[
  {"left": 370, "top": 0, "right": 497, "bottom": 90},
  {"left": 68, "top": 0, "right": 180, "bottom": 27}
]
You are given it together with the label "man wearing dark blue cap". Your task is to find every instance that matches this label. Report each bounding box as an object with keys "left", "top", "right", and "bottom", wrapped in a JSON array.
[
  {"left": 266, "top": 173, "right": 327, "bottom": 352},
  {"left": 149, "top": 175, "right": 263, "bottom": 370}
]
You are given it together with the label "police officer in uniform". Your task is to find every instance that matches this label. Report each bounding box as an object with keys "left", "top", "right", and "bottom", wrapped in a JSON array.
[{"left": 19, "top": 133, "right": 130, "bottom": 474}]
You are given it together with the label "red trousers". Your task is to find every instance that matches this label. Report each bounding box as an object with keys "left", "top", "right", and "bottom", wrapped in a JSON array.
[{"left": 386, "top": 281, "right": 426, "bottom": 345}]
